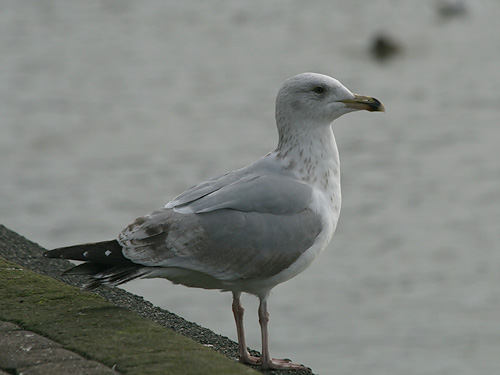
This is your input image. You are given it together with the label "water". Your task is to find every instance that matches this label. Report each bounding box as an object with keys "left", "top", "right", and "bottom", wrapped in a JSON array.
[{"left": 2, "top": 1, "right": 500, "bottom": 374}]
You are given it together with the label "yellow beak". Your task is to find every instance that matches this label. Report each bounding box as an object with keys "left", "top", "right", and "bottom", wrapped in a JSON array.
[{"left": 340, "top": 94, "right": 385, "bottom": 112}]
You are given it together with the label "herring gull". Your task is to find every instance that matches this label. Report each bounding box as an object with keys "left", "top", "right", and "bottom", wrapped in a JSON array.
[{"left": 44, "top": 72, "right": 384, "bottom": 370}]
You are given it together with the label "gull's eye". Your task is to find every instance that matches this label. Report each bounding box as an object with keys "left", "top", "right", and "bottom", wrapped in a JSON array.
[{"left": 312, "top": 86, "right": 325, "bottom": 94}]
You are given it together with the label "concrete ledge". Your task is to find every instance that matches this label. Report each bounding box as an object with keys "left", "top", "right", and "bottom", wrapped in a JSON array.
[
  {"left": 0, "top": 225, "right": 313, "bottom": 375},
  {"left": 0, "top": 256, "right": 257, "bottom": 375},
  {"left": 0, "top": 320, "right": 117, "bottom": 375}
]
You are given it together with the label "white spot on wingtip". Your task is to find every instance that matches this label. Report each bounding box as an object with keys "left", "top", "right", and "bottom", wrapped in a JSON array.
[{"left": 105, "top": 250, "right": 111, "bottom": 256}]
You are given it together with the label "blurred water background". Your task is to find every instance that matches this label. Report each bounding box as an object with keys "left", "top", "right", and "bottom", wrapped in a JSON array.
[{"left": 1, "top": 1, "right": 500, "bottom": 374}]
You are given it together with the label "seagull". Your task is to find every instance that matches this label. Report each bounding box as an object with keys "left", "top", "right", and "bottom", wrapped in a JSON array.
[{"left": 44, "top": 73, "right": 384, "bottom": 370}]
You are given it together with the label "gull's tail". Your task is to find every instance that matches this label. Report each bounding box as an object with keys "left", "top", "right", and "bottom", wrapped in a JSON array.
[{"left": 43, "top": 240, "right": 150, "bottom": 290}]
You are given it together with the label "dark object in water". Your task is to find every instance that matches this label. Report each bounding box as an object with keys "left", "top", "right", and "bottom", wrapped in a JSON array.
[
  {"left": 437, "top": 0, "right": 468, "bottom": 18},
  {"left": 370, "top": 33, "right": 402, "bottom": 61}
]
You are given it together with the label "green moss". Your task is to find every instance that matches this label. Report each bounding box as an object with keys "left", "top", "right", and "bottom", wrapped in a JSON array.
[{"left": 0, "top": 257, "right": 257, "bottom": 375}]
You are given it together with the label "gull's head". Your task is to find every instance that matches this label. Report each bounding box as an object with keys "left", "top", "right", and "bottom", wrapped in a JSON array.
[{"left": 276, "top": 72, "right": 384, "bottom": 130}]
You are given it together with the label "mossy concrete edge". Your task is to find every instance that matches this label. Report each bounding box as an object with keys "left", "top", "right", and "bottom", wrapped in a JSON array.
[{"left": 0, "top": 256, "right": 258, "bottom": 375}]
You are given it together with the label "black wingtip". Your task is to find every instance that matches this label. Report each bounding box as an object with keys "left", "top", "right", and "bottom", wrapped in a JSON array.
[
  {"left": 43, "top": 248, "right": 67, "bottom": 259},
  {"left": 42, "top": 250, "right": 56, "bottom": 258},
  {"left": 42, "top": 240, "right": 134, "bottom": 265}
]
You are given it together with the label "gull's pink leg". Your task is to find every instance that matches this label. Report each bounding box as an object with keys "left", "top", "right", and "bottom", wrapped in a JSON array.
[
  {"left": 232, "top": 292, "right": 259, "bottom": 365},
  {"left": 257, "top": 296, "right": 308, "bottom": 370}
]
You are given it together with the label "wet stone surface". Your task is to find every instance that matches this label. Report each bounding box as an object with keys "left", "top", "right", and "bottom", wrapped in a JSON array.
[{"left": 0, "top": 322, "right": 117, "bottom": 375}]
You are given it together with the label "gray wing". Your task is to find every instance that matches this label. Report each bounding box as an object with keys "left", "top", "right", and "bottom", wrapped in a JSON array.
[
  {"left": 122, "top": 160, "right": 321, "bottom": 281},
  {"left": 166, "top": 162, "right": 313, "bottom": 215},
  {"left": 165, "top": 171, "right": 243, "bottom": 209},
  {"left": 165, "top": 158, "right": 290, "bottom": 210},
  {"left": 118, "top": 207, "right": 322, "bottom": 281},
  {"left": 178, "top": 174, "right": 313, "bottom": 215}
]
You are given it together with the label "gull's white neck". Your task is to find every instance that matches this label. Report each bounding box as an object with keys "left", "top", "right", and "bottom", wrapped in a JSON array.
[{"left": 271, "top": 122, "right": 342, "bottom": 214}]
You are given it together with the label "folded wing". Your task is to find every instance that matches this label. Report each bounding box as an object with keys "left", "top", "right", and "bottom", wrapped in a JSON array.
[{"left": 121, "top": 166, "right": 322, "bottom": 282}]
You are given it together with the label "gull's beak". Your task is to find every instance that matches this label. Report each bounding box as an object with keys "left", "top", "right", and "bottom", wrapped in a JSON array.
[{"left": 340, "top": 94, "right": 385, "bottom": 112}]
